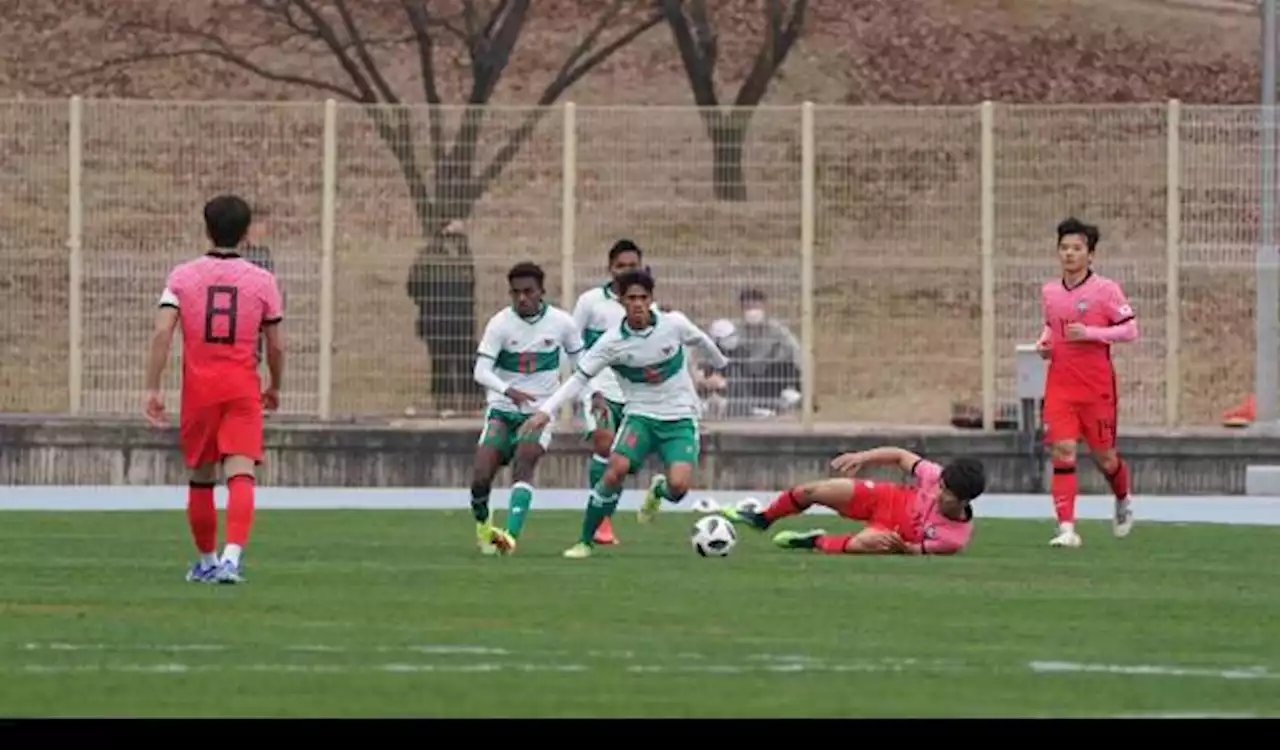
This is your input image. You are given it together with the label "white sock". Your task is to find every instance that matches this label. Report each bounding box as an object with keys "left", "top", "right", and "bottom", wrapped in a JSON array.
[
  {"left": 200, "top": 552, "right": 218, "bottom": 567},
  {"left": 222, "top": 544, "right": 243, "bottom": 565},
  {"left": 1058, "top": 522, "right": 1076, "bottom": 534}
]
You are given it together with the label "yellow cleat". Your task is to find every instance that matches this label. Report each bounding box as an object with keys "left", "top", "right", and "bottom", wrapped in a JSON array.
[
  {"left": 476, "top": 522, "right": 498, "bottom": 556},
  {"left": 637, "top": 473, "right": 664, "bottom": 524},
  {"left": 562, "top": 542, "right": 592, "bottom": 559}
]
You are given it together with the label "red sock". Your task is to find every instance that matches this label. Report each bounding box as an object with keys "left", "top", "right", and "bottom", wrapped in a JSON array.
[
  {"left": 763, "top": 488, "right": 804, "bottom": 524},
  {"left": 1051, "top": 460, "right": 1077, "bottom": 524},
  {"left": 816, "top": 534, "right": 853, "bottom": 554},
  {"left": 186, "top": 483, "right": 217, "bottom": 555},
  {"left": 225, "top": 475, "right": 256, "bottom": 547},
  {"left": 1106, "top": 458, "right": 1130, "bottom": 500}
]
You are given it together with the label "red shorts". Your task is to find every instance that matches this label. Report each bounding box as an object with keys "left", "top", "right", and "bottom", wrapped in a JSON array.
[
  {"left": 1042, "top": 390, "right": 1117, "bottom": 452},
  {"left": 836, "top": 480, "right": 917, "bottom": 540},
  {"left": 179, "top": 396, "right": 264, "bottom": 468}
]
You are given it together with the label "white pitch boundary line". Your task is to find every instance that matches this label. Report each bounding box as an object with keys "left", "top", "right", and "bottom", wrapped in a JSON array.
[
  {"left": 3, "top": 487, "right": 1280, "bottom": 526},
  {"left": 10, "top": 643, "right": 1277, "bottom": 682}
]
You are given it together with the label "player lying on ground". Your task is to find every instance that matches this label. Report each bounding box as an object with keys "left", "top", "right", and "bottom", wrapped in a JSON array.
[
  {"left": 1035, "top": 217, "right": 1138, "bottom": 548},
  {"left": 521, "top": 269, "right": 730, "bottom": 559},
  {"left": 570, "top": 238, "right": 647, "bottom": 546},
  {"left": 471, "top": 262, "right": 584, "bottom": 555},
  {"left": 145, "top": 195, "right": 285, "bottom": 584},
  {"left": 721, "top": 446, "right": 986, "bottom": 555}
]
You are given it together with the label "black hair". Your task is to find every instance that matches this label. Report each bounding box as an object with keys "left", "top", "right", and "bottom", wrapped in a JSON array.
[
  {"left": 507, "top": 261, "right": 545, "bottom": 288},
  {"left": 739, "top": 287, "right": 766, "bottom": 304},
  {"left": 608, "top": 239, "right": 642, "bottom": 262},
  {"left": 204, "top": 195, "right": 253, "bottom": 249},
  {"left": 614, "top": 268, "right": 655, "bottom": 295},
  {"left": 1057, "top": 217, "right": 1100, "bottom": 252},
  {"left": 941, "top": 457, "right": 987, "bottom": 504}
]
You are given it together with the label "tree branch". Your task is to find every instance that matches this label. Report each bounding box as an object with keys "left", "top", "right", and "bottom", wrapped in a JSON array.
[
  {"left": 332, "top": 0, "right": 400, "bottom": 103},
  {"left": 661, "top": 0, "right": 719, "bottom": 106},
  {"left": 287, "top": 0, "right": 378, "bottom": 102},
  {"left": 402, "top": 0, "right": 447, "bottom": 170},
  {"left": 474, "top": 5, "right": 665, "bottom": 198},
  {"left": 732, "top": 0, "right": 807, "bottom": 107}
]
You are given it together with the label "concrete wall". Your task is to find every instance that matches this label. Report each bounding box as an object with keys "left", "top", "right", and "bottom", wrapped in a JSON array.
[{"left": 1, "top": 416, "right": 1277, "bottom": 494}]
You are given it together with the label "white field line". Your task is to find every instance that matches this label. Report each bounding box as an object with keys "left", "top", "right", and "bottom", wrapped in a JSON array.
[
  {"left": 1029, "top": 660, "right": 1279, "bottom": 681},
  {"left": 11, "top": 644, "right": 1278, "bottom": 682}
]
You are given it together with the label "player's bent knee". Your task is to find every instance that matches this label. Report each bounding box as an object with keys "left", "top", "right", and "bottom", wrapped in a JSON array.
[
  {"left": 222, "top": 455, "right": 256, "bottom": 478},
  {"left": 1050, "top": 442, "right": 1077, "bottom": 463},
  {"left": 591, "top": 431, "right": 614, "bottom": 457},
  {"left": 189, "top": 463, "right": 218, "bottom": 485},
  {"left": 470, "top": 479, "right": 492, "bottom": 499}
]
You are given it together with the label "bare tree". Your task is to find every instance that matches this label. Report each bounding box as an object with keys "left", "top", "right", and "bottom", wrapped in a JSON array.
[
  {"left": 62, "top": 0, "right": 662, "bottom": 411},
  {"left": 661, "top": 0, "right": 808, "bottom": 201}
]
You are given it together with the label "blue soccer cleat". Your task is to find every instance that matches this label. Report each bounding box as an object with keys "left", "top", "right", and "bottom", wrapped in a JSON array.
[{"left": 185, "top": 561, "right": 219, "bottom": 583}]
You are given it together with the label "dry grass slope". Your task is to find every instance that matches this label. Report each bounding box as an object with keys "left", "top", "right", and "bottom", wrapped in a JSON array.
[{"left": 0, "top": 0, "right": 1265, "bottom": 426}]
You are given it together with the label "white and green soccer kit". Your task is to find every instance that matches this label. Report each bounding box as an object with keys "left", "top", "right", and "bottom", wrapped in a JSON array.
[
  {"left": 558, "top": 310, "right": 728, "bottom": 469},
  {"left": 474, "top": 303, "right": 583, "bottom": 464}
]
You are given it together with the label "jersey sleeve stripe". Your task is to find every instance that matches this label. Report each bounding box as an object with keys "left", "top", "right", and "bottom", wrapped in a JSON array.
[
  {"left": 1111, "top": 315, "right": 1135, "bottom": 326},
  {"left": 262, "top": 316, "right": 283, "bottom": 325},
  {"left": 476, "top": 351, "right": 496, "bottom": 360},
  {"left": 909, "top": 458, "right": 923, "bottom": 476},
  {"left": 158, "top": 302, "right": 178, "bottom": 310}
]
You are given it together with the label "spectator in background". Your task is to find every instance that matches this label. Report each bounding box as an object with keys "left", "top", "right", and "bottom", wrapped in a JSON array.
[
  {"left": 711, "top": 289, "right": 803, "bottom": 418},
  {"left": 406, "top": 219, "right": 478, "bottom": 415}
]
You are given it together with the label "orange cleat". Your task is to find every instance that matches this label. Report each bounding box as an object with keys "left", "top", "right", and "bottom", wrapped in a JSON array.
[{"left": 593, "top": 516, "right": 619, "bottom": 545}]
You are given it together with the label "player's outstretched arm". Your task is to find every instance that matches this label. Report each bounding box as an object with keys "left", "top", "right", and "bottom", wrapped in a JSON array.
[
  {"left": 673, "top": 311, "right": 729, "bottom": 369},
  {"left": 830, "top": 446, "right": 921, "bottom": 476}
]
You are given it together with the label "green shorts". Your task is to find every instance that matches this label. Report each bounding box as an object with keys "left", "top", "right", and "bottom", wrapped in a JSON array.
[
  {"left": 582, "top": 395, "right": 626, "bottom": 436},
  {"left": 610, "top": 413, "right": 700, "bottom": 470},
  {"left": 478, "top": 408, "right": 553, "bottom": 466}
]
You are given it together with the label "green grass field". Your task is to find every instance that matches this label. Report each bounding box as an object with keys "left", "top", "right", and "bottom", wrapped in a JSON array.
[{"left": 0, "top": 509, "right": 1277, "bottom": 717}]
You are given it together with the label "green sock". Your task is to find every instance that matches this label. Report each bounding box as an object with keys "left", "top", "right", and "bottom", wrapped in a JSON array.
[
  {"left": 506, "top": 482, "right": 533, "bottom": 538},
  {"left": 580, "top": 481, "right": 621, "bottom": 545},
  {"left": 588, "top": 455, "right": 608, "bottom": 490},
  {"left": 654, "top": 475, "right": 675, "bottom": 501}
]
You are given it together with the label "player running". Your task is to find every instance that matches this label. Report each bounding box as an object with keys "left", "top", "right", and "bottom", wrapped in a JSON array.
[
  {"left": 145, "top": 195, "right": 284, "bottom": 584},
  {"left": 472, "top": 262, "right": 584, "bottom": 555},
  {"left": 570, "top": 238, "right": 646, "bottom": 546},
  {"left": 722, "top": 446, "right": 987, "bottom": 555},
  {"left": 520, "top": 269, "right": 729, "bottom": 559},
  {"left": 1035, "top": 218, "right": 1138, "bottom": 548}
]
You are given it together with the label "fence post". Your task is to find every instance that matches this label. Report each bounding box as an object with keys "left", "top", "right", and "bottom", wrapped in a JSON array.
[
  {"left": 1165, "top": 98, "right": 1182, "bottom": 427},
  {"left": 318, "top": 98, "right": 337, "bottom": 420},
  {"left": 559, "top": 102, "right": 578, "bottom": 426},
  {"left": 67, "top": 96, "right": 84, "bottom": 415},
  {"left": 800, "top": 101, "right": 816, "bottom": 431},
  {"left": 980, "top": 100, "right": 996, "bottom": 430}
]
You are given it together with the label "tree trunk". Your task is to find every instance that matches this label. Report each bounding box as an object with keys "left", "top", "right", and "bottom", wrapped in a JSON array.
[{"left": 705, "top": 112, "right": 751, "bottom": 202}]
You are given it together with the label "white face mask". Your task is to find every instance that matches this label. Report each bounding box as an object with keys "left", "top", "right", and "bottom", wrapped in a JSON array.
[{"left": 742, "top": 308, "right": 766, "bottom": 325}]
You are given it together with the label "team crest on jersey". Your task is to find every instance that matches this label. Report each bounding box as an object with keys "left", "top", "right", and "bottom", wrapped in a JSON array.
[
  {"left": 661, "top": 345, "right": 672, "bottom": 355},
  {"left": 1075, "top": 300, "right": 1088, "bottom": 313},
  {"left": 924, "top": 525, "right": 938, "bottom": 539},
  {"left": 542, "top": 338, "right": 553, "bottom": 347}
]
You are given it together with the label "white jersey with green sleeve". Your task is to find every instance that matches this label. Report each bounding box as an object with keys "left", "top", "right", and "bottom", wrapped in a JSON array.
[
  {"left": 571, "top": 282, "right": 628, "bottom": 404},
  {"left": 574, "top": 310, "right": 727, "bottom": 421},
  {"left": 476, "top": 303, "right": 583, "bottom": 414}
]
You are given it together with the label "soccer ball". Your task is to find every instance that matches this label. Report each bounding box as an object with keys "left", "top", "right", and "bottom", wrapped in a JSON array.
[
  {"left": 735, "top": 497, "right": 763, "bottom": 514},
  {"left": 691, "top": 515, "right": 737, "bottom": 557}
]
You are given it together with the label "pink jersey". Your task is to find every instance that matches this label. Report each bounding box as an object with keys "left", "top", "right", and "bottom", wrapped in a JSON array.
[
  {"left": 906, "top": 459, "right": 973, "bottom": 555},
  {"left": 1039, "top": 271, "right": 1136, "bottom": 397},
  {"left": 159, "top": 251, "right": 283, "bottom": 406}
]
